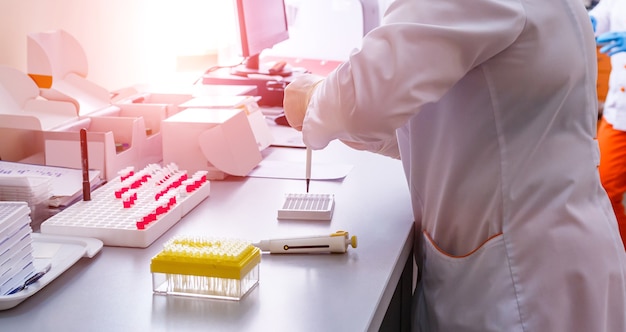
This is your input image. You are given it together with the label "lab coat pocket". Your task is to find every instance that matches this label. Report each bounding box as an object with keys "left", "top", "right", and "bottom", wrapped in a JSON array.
[{"left": 418, "top": 231, "right": 522, "bottom": 332}]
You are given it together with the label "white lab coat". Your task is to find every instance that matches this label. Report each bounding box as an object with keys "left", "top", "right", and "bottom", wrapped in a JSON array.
[
  {"left": 590, "top": 0, "right": 626, "bottom": 130},
  {"left": 301, "top": 0, "right": 626, "bottom": 330}
]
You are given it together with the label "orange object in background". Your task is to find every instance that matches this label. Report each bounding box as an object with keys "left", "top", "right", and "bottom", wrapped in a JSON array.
[
  {"left": 27, "top": 74, "right": 52, "bottom": 89},
  {"left": 597, "top": 118, "right": 626, "bottom": 246},
  {"left": 597, "top": 46, "right": 611, "bottom": 102}
]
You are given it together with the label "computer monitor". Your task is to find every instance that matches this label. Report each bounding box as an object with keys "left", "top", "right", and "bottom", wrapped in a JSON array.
[{"left": 231, "top": 0, "right": 291, "bottom": 77}]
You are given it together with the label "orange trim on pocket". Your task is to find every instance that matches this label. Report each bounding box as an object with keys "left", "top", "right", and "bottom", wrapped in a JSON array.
[
  {"left": 423, "top": 230, "right": 503, "bottom": 258},
  {"left": 28, "top": 74, "right": 52, "bottom": 89}
]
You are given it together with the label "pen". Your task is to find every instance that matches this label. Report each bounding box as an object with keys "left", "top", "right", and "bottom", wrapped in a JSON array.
[
  {"left": 305, "top": 147, "right": 312, "bottom": 193},
  {"left": 7, "top": 263, "right": 52, "bottom": 295},
  {"left": 80, "top": 128, "right": 91, "bottom": 201}
]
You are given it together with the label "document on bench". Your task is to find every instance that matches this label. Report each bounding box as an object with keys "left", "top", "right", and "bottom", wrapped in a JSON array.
[{"left": 0, "top": 161, "right": 103, "bottom": 207}]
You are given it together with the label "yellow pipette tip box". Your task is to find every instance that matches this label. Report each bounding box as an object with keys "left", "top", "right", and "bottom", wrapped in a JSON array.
[{"left": 150, "top": 235, "right": 261, "bottom": 300}]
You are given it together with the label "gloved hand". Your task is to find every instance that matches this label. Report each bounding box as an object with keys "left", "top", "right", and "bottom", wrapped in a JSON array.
[
  {"left": 597, "top": 31, "right": 626, "bottom": 56},
  {"left": 341, "top": 137, "right": 401, "bottom": 159},
  {"left": 282, "top": 74, "right": 325, "bottom": 131},
  {"left": 590, "top": 15, "right": 597, "bottom": 33}
]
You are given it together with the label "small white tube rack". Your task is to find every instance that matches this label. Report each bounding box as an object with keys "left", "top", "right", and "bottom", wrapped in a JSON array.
[{"left": 277, "top": 193, "right": 335, "bottom": 221}]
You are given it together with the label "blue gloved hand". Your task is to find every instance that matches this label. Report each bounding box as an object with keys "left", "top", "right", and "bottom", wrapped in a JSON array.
[
  {"left": 597, "top": 31, "right": 626, "bottom": 56},
  {"left": 590, "top": 15, "right": 597, "bottom": 33}
]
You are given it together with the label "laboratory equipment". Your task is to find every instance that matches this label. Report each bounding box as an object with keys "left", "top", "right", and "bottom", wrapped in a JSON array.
[
  {"left": 253, "top": 230, "right": 357, "bottom": 254},
  {"left": 178, "top": 95, "right": 274, "bottom": 152},
  {"left": 305, "top": 147, "right": 312, "bottom": 193},
  {"left": 202, "top": 0, "right": 296, "bottom": 106},
  {"left": 231, "top": 0, "right": 291, "bottom": 77},
  {"left": 0, "top": 231, "right": 103, "bottom": 311},
  {"left": 161, "top": 108, "right": 262, "bottom": 180},
  {"left": 277, "top": 193, "right": 334, "bottom": 220},
  {"left": 151, "top": 235, "right": 261, "bottom": 300},
  {"left": 40, "top": 163, "right": 211, "bottom": 248}
]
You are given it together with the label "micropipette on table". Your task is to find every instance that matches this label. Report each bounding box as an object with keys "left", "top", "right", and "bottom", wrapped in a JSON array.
[
  {"left": 252, "top": 230, "right": 357, "bottom": 254},
  {"left": 305, "top": 147, "right": 312, "bottom": 193}
]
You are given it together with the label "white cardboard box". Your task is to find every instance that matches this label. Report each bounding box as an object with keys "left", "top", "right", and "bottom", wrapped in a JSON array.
[{"left": 162, "top": 108, "right": 262, "bottom": 180}]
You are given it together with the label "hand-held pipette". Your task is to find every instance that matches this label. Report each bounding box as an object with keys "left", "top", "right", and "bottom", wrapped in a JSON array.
[
  {"left": 305, "top": 147, "right": 312, "bottom": 193},
  {"left": 253, "top": 230, "right": 357, "bottom": 254}
]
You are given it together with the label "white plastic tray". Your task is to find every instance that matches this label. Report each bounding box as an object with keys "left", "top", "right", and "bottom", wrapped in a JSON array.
[
  {"left": 0, "top": 233, "right": 103, "bottom": 310},
  {"left": 277, "top": 193, "right": 335, "bottom": 221},
  {"left": 40, "top": 165, "right": 211, "bottom": 248}
]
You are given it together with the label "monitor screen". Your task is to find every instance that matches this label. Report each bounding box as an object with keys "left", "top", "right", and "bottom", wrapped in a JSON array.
[{"left": 233, "top": 0, "right": 290, "bottom": 75}]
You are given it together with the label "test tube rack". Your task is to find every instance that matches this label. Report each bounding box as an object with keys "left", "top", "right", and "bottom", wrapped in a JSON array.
[
  {"left": 277, "top": 193, "right": 335, "bottom": 221},
  {"left": 40, "top": 163, "right": 211, "bottom": 248}
]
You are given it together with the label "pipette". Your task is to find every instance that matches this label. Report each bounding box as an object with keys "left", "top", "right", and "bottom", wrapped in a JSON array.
[
  {"left": 253, "top": 230, "right": 357, "bottom": 254},
  {"left": 305, "top": 147, "right": 312, "bottom": 193}
]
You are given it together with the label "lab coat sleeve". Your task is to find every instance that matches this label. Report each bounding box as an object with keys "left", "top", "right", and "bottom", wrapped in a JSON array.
[{"left": 301, "top": 0, "right": 526, "bottom": 152}]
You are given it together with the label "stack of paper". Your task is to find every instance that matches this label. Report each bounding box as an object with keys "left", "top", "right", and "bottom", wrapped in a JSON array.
[
  {"left": 0, "top": 174, "right": 52, "bottom": 224},
  {"left": 0, "top": 202, "right": 35, "bottom": 295},
  {"left": 0, "top": 161, "right": 103, "bottom": 211}
]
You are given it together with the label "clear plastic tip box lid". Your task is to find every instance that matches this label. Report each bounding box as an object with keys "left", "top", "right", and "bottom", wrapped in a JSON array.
[{"left": 150, "top": 235, "right": 261, "bottom": 300}]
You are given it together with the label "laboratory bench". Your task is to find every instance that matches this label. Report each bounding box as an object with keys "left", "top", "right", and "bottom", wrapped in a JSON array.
[{"left": 0, "top": 136, "right": 415, "bottom": 331}]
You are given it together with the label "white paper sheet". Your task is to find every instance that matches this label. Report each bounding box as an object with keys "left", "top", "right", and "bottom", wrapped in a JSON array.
[{"left": 248, "top": 159, "right": 352, "bottom": 180}]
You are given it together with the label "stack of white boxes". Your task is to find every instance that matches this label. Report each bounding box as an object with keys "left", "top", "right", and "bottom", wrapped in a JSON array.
[
  {"left": 0, "top": 202, "right": 35, "bottom": 295},
  {"left": 0, "top": 176, "right": 52, "bottom": 226}
]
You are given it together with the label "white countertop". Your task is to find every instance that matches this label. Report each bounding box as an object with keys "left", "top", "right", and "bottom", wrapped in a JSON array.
[{"left": 0, "top": 137, "right": 414, "bottom": 332}]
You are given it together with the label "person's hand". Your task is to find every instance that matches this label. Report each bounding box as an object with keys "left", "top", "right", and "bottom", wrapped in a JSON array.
[
  {"left": 597, "top": 31, "right": 626, "bottom": 56},
  {"left": 282, "top": 74, "right": 325, "bottom": 131},
  {"left": 590, "top": 15, "right": 597, "bottom": 33},
  {"left": 341, "top": 138, "right": 401, "bottom": 159}
]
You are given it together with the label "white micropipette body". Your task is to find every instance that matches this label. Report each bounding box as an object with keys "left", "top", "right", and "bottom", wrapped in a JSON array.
[
  {"left": 253, "top": 231, "right": 357, "bottom": 254},
  {"left": 305, "top": 147, "right": 312, "bottom": 193}
]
